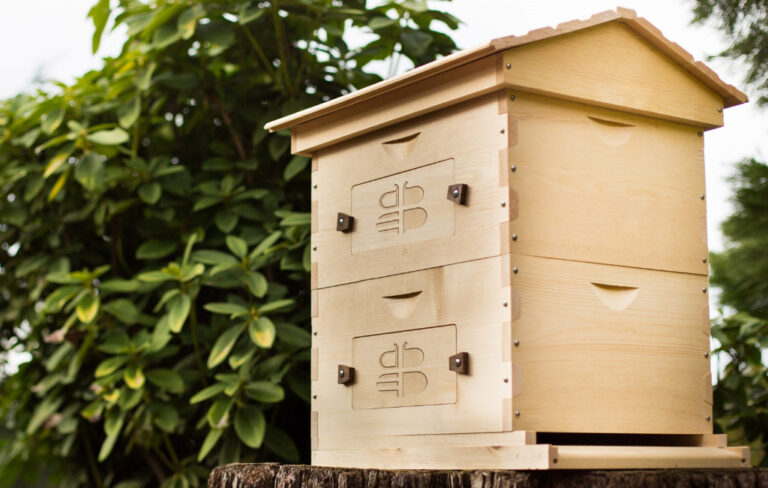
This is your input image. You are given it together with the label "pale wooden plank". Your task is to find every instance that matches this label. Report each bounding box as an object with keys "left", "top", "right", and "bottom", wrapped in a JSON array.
[
  {"left": 510, "top": 254, "right": 712, "bottom": 434},
  {"left": 554, "top": 445, "right": 746, "bottom": 469},
  {"left": 502, "top": 23, "right": 725, "bottom": 127},
  {"left": 506, "top": 93, "right": 709, "bottom": 275}
]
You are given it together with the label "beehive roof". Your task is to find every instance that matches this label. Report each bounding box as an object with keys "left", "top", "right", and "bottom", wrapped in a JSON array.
[{"left": 266, "top": 7, "right": 747, "bottom": 132}]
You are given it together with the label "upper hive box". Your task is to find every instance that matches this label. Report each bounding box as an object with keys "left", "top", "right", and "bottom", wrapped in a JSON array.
[{"left": 267, "top": 8, "right": 750, "bottom": 469}]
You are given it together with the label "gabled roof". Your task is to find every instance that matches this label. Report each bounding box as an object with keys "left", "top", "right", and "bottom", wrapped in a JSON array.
[{"left": 266, "top": 7, "right": 747, "bottom": 132}]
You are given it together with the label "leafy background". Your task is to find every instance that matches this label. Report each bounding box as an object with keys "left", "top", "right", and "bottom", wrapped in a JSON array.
[{"left": 0, "top": 0, "right": 458, "bottom": 486}]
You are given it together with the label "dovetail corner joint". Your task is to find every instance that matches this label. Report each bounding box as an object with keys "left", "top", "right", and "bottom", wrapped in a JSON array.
[
  {"left": 446, "top": 184, "right": 468, "bottom": 205},
  {"left": 338, "top": 364, "right": 355, "bottom": 385},
  {"left": 449, "top": 352, "right": 469, "bottom": 375},
  {"left": 336, "top": 213, "right": 354, "bottom": 233}
]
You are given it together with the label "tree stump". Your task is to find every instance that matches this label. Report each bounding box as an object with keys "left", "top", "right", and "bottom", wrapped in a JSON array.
[{"left": 209, "top": 463, "right": 768, "bottom": 488}]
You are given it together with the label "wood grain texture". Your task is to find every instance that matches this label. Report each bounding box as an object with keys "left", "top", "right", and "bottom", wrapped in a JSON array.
[
  {"left": 266, "top": 8, "right": 745, "bottom": 134},
  {"left": 210, "top": 464, "right": 766, "bottom": 488},
  {"left": 503, "top": 23, "right": 724, "bottom": 128},
  {"left": 509, "top": 254, "right": 712, "bottom": 434},
  {"left": 505, "top": 93, "right": 709, "bottom": 275},
  {"left": 313, "top": 257, "right": 511, "bottom": 450},
  {"left": 311, "top": 94, "right": 508, "bottom": 289}
]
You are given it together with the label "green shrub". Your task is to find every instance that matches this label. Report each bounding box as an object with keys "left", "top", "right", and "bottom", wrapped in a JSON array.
[{"left": 0, "top": 1, "right": 458, "bottom": 486}]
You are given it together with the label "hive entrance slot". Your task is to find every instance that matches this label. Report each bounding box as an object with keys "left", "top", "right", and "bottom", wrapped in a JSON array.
[
  {"left": 382, "top": 291, "right": 423, "bottom": 319},
  {"left": 590, "top": 282, "right": 639, "bottom": 311},
  {"left": 537, "top": 432, "right": 717, "bottom": 447}
]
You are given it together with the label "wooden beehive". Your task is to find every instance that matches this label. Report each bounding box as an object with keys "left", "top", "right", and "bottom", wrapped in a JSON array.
[{"left": 267, "top": 8, "right": 750, "bottom": 469}]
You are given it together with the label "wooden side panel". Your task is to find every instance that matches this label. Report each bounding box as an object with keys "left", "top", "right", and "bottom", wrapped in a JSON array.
[
  {"left": 503, "top": 23, "right": 724, "bottom": 128},
  {"left": 506, "top": 93, "right": 708, "bottom": 275},
  {"left": 293, "top": 55, "right": 501, "bottom": 154},
  {"left": 313, "top": 94, "right": 509, "bottom": 289},
  {"left": 509, "top": 254, "right": 712, "bottom": 434},
  {"left": 314, "top": 257, "right": 510, "bottom": 450}
]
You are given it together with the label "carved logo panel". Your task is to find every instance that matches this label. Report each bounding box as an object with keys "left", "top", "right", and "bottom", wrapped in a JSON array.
[
  {"left": 351, "top": 159, "right": 455, "bottom": 255},
  {"left": 351, "top": 325, "right": 457, "bottom": 409}
]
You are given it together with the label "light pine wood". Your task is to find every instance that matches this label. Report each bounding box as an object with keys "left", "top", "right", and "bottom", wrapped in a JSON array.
[
  {"left": 509, "top": 254, "right": 712, "bottom": 434},
  {"left": 505, "top": 92, "right": 709, "bottom": 275},
  {"left": 311, "top": 94, "right": 509, "bottom": 289},
  {"left": 312, "top": 256, "right": 512, "bottom": 450},
  {"left": 290, "top": 55, "right": 501, "bottom": 155},
  {"left": 266, "top": 8, "right": 745, "bottom": 136},
  {"left": 312, "top": 445, "right": 747, "bottom": 470},
  {"left": 502, "top": 23, "right": 724, "bottom": 128}
]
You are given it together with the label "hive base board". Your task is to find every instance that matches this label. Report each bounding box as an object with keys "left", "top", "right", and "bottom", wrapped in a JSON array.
[
  {"left": 313, "top": 445, "right": 748, "bottom": 470},
  {"left": 312, "top": 432, "right": 750, "bottom": 470}
]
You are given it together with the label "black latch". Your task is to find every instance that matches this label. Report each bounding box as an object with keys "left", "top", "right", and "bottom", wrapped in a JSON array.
[
  {"left": 336, "top": 213, "right": 354, "bottom": 233},
  {"left": 449, "top": 352, "right": 469, "bottom": 375},
  {"left": 447, "top": 184, "right": 468, "bottom": 205},
  {"left": 337, "top": 364, "right": 355, "bottom": 385}
]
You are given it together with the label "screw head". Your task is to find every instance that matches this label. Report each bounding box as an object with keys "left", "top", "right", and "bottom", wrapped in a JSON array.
[
  {"left": 503, "top": 302, "right": 509, "bottom": 307},
  {"left": 313, "top": 394, "right": 317, "bottom": 399},
  {"left": 313, "top": 184, "right": 317, "bottom": 189},
  {"left": 700, "top": 194, "right": 706, "bottom": 200},
  {"left": 313, "top": 330, "right": 317, "bottom": 336},
  {"left": 704, "top": 352, "right": 710, "bottom": 358},
  {"left": 512, "top": 234, "right": 518, "bottom": 241},
  {"left": 511, "top": 165, "right": 517, "bottom": 172},
  {"left": 515, "top": 410, "right": 520, "bottom": 417},
  {"left": 513, "top": 267, "right": 519, "bottom": 274},
  {"left": 509, "top": 95, "right": 516, "bottom": 101},
  {"left": 504, "top": 378, "right": 509, "bottom": 383},
  {"left": 702, "top": 287, "right": 708, "bottom": 293},
  {"left": 338, "top": 217, "right": 344, "bottom": 225},
  {"left": 702, "top": 257, "right": 707, "bottom": 263},
  {"left": 500, "top": 128, "right": 505, "bottom": 134},
  {"left": 514, "top": 339, "right": 520, "bottom": 347},
  {"left": 452, "top": 188, "right": 460, "bottom": 198},
  {"left": 506, "top": 63, "right": 511, "bottom": 69},
  {"left": 501, "top": 202, "right": 506, "bottom": 207},
  {"left": 339, "top": 369, "right": 345, "bottom": 378},
  {"left": 706, "top": 415, "right": 711, "bottom": 422},
  {"left": 313, "top": 246, "right": 317, "bottom": 251},
  {"left": 717, "top": 106, "right": 723, "bottom": 113},
  {"left": 454, "top": 357, "right": 462, "bottom": 367},
  {"left": 697, "top": 131, "right": 703, "bottom": 137}
]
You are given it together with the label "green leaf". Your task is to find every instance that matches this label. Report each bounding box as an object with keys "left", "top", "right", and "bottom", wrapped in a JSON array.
[
  {"left": 43, "top": 146, "right": 74, "bottom": 178},
  {"left": 47, "top": 170, "right": 69, "bottom": 202},
  {"left": 191, "top": 250, "right": 238, "bottom": 265},
  {"left": 42, "top": 107, "right": 66, "bottom": 135},
  {"left": 207, "top": 398, "right": 233, "bottom": 429},
  {"left": 99, "top": 409, "right": 124, "bottom": 461},
  {"left": 207, "top": 324, "right": 246, "bottom": 368},
  {"left": 190, "top": 383, "right": 226, "bottom": 404},
  {"left": 152, "top": 404, "right": 179, "bottom": 433},
  {"left": 244, "top": 381, "right": 284, "bottom": 403},
  {"left": 264, "top": 425, "right": 300, "bottom": 462},
  {"left": 278, "top": 212, "right": 311, "bottom": 226},
  {"left": 204, "top": 302, "right": 249, "bottom": 316},
  {"left": 283, "top": 156, "right": 309, "bottom": 181},
  {"left": 369, "top": 16, "right": 396, "bottom": 30},
  {"left": 26, "top": 396, "right": 63, "bottom": 434},
  {"left": 256, "top": 299, "right": 293, "bottom": 315},
  {"left": 234, "top": 405, "right": 265, "bottom": 448},
  {"left": 197, "top": 428, "right": 223, "bottom": 462},
  {"left": 177, "top": 3, "right": 206, "bottom": 39},
  {"left": 248, "top": 231, "right": 281, "bottom": 259},
  {"left": 76, "top": 294, "right": 100, "bottom": 323},
  {"left": 400, "top": 29, "right": 433, "bottom": 58},
  {"left": 100, "top": 279, "right": 140, "bottom": 293},
  {"left": 248, "top": 317, "right": 276, "bottom": 348},
  {"left": 123, "top": 363, "right": 145, "bottom": 389},
  {"left": 102, "top": 299, "right": 139, "bottom": 324},
  {"left": 88, "top": 0, "right": 110, "bottom": 53},
  {"left": 242, "top": 272, "right": 267, "bottom": 298},
  {"left": 238, "top": 4, "right": 265, "bottom": 24},
  {"left": 136, "top": 239, "right": 178, "bottom": 260},
  {"left": 137, "top": 270, "right": 174, "bottom": 282},
  {"left": 215, "top": 210, "right": 239, "bottom": 233},
  {"left": 146, "top": 369, "right": 184, "bottom": 393},
  {"left": 228, "top": 341, "right": 255, "bottom": 369},
  {"left": 96, "top": 356, "right": 128, "bottom": 378},
  {"left": 88, "top": 127, "right": 129, "bottom": 146},
  {"left": 225, "top": 235, "right": 247, "bottom": 258},
  {"left": 167, "top": 294, "right": 190, "bottom": 333},
  {"left": 138, "top": 181, "right": 162, "bottom": 204},
  {"left": 276, "top": 322, "right": 311, "bottom": 347},
  {"left": 74, "top": 153, "right": 104, "bottom": 192},
  {"left": 118, "top": 95, "right": 141, "bottom": 129},
  {"left": 43, "top": 285, "right": 80, "bottom": 313}
]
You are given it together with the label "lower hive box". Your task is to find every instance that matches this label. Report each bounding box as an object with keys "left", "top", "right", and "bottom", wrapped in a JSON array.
[{"left": 310, "top": 256, "right": 748, "bottom": 469}]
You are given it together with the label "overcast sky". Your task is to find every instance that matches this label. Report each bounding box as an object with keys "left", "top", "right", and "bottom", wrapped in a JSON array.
[{"left": 0, "top": 0, "right": 764, "bottom": 255}]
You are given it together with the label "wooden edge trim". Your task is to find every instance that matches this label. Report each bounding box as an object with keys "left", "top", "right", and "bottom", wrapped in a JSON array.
[
  {"left": 311, "top": 263, "right": 318, "bottom": 290},
  {"left": 702, "top": 305, "right": 711, "bottom": 336},
  {"left": 703, "top": 372, "right": 713, "bottom": 405},
  {"left": 500, "top": 221, "right": 510, "bottom": 256},
  {"left": 502, "top": 398, "right": 513, "bottom": 431},
  {"left": 310, "top": 289, "right": 318, "bottom": 318},
  {"left": 311, "top": 347, "right": 319, "bottom": 381},
  {"left": 311, "top": 411, "right": 318, "bottom": 450},
  {"left": 502, "top": 321, "right": 512, "bottom": 362}
]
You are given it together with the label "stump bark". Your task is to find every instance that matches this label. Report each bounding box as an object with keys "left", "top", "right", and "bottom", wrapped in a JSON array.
[{"left": 209, "top": 463, "right": 768, "bottom": 488}]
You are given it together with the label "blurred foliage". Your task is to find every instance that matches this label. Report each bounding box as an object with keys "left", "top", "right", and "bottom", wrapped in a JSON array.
[
  {"left": 693, "top": 0, "right": 768, "bottom": 467},
  {"left": 0, "top": 0, "right": 458, "bottom": 486},
  {"left": 693, "top": 0, "right": 768, "bottom": 104}
]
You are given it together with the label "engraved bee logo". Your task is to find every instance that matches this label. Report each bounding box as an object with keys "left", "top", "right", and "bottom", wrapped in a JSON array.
[
  {"left": 376, "top": 182, "right": 428, "bottom": 234},
  {"left": 376, "top": 342, "right": 428, "bottom": 397}
]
